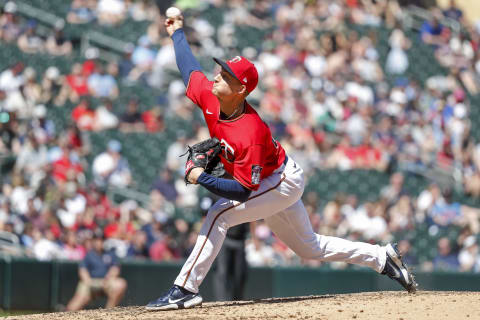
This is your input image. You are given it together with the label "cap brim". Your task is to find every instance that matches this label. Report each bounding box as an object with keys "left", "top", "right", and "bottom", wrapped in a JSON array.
[{"left": 213, "top": 58, "right": 241, "bottom": 83}]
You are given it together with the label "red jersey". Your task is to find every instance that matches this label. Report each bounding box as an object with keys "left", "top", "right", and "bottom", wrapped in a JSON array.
[{"left": 186, "top": 71, "right": 285, "bottom": 191}]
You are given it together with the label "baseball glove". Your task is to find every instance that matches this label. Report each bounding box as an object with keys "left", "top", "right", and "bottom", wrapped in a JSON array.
[{"left": 182, "top": 137, "right": 225, "bottom": 184}]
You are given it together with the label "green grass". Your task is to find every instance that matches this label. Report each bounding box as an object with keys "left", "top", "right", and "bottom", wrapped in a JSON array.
[{"left": 0, "top": 310, "right": 46, "bottom": 317}]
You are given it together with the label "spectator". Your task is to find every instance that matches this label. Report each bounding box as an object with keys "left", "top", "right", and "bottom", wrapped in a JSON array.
[
  {"left": 151, "top": 168, "right": 178, "bottom": 203},
  {"left": 8, "top": 173, "right": 33, "bottom": 215},
  {"left": 142, "top": 106, "right": 164, "bottom": 132},
  {"left": 319, "top": 195, "right": 348, "bottom": 237},
  {"left": 0, "top": 118, "right": 17, "bottom": 161},
  {"left": 380, "top": 172, "right": 405, "bottom": 206},
  {"left": 420, "top": 9, "right": 447, "bottom": 47},
  {"left": 388, "top": 195, "right": 415, "bottom": 233},
  {"left": 118, "top": 46, "right": 135, "bottom": 79},
  {"left": 149, "top": 234, "right": 177, "bottom": 261},
  {"left": 17, "top": 20, "right": 45, "bottom": 54},
  {"left": 50, "top": 137, "right": 84, "bottom": 185},
  {"left": 145, "top": 16, "right": 165, "bottom": 46},
  {"left": 345, "top": 201, "right": 389, "bottom": 241},
  {"left": 97, "top": 0, "right": 126, "bottom": 25},
  {"left": 65, "top": 123, "right": 89, "bottom": 156},
  {"left": 66, "top": 231, "right": 127, "bottom": 311},
  {"left": 93, "top": 99, "right": 119, "bottom": 131},
  {"left": 20, "top": 67, "right": 42, "bottom": 118},
  {"left": 148, "top": 189, "right": 174, "bottom": 226},
  {"left": 442, "top": 0, "right": 463, "bottom": 22},
  {"left": 45, "top": 26, "right": 73, "bottom": 56},
  {"left": 0, "top": 199, "right": 8, "bottom": 228},
  {"left": 63, "top": 230, "right": 86, "bottom": 260},
  {"left": 0, "top": 2, "right": 22, "bottom": 43},
  {"left": 67, "top": 0, "right": 96, "bottom": 24},
  {"left": 57, "top": 188, "right": 87, "bottom": 229},
  {"left": 429, "top": 188, "right": 480, "bottom": 233},
  {"left": 245, "top": 222, "right": 276, "bottom": 267},
  {"left": 128, "top": 0, "right": 157, "bottom": 21},
  {"left": 92, "top": 140, "right": 132, "bottom": 188},
  {"left": 130, "top": 36, "right": 156, "bottom": 82},
  {"left": 40, "top": 66, "right": 62, "bottom": 105},
  {"left": 119, "top": 98, "right": 145, "bottom": 132},
  {"left": 126, "top": 230, "right": 149, "bottom": 259},
  {"left": 385, "top": 28, "right": 411, "bottom": 74},
  {"left": 14, "top": 133, "right": 48, "bottom": 189},
  {"left": 458, "top": 235, "right": 478, "bottom": 272},
  {"left": 433, "top": 237, "right": 459, "bottom": 271},
  {"left": 32, "top": 228, "right": 63, "bottom": 261},
  {"left": 397, "top": 239, "right": 418, "bottom": 267},
  {"left": 87, "top": 64, "right": 119, "bottom": 99},
  {"left": 61, "top": 63, "right": 90, "bottom": 103},
  {"left": 0, "top": 62, "right": 24, "bottom": 93},
  {"left": 72, "top": 98, "right": 95, "bottom": 131},
  {"left": 103, "top": 220, "right": 133, "bottom": 258}
]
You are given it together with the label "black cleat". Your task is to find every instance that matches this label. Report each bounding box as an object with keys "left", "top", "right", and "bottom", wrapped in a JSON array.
[
  {"left": 382, "top": 243, "right": 417, "bottom": 293},
  {"left": 145, "top": 285, "right": 203, "bottom": 311}
]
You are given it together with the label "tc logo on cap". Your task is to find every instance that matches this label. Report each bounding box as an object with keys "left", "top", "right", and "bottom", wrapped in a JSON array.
[{"left": 229, "top": 56, "right": 242, "bottom": 63}]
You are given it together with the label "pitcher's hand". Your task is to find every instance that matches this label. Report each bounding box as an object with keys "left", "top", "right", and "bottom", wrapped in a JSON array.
[{"left": 165, "top": 15, "right": 184, "bottom": 37}]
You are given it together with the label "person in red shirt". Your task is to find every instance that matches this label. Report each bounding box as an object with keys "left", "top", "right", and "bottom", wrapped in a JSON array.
[
  {"left": 64, "top": 63, "right": 89, "bottom": 102},
  {"left": 142, "top": 106, "right": 164, "bottom": 132},
  {"left": 146, "top": 13, "right": 417, "bottom": 311},
  {"left": 51, "top": 142, "right": 83, "bottom": 184},
  {"left": 71, "top": 98, "right": 95, "bottom": 131}
]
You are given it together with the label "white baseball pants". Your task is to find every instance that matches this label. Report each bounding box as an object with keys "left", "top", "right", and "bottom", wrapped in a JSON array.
[{"left": 174, "top": 156, "right": 387, "bottom": 293}]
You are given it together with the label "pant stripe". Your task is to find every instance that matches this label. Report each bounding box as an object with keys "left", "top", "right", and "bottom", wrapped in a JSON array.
[{"left": 181, "top": 174, "right": 286, "bottom": 288}]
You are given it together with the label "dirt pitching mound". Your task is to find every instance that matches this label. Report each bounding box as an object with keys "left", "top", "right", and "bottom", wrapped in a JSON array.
[{"left": 7, "top": 291, "right": 480, "bottom": 320}]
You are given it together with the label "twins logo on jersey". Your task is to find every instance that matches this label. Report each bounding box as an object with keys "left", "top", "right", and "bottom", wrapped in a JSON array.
[
  {"left": 220, "top": 138, "right": 235, "bottom": 162},
  {"left": 251, "top": 165, "right": 262, "bottom": 185}
]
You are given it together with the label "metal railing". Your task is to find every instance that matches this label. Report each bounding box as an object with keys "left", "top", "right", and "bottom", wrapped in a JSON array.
[{"left": 106, "top": 186, "right": 151, "bottom": 207}]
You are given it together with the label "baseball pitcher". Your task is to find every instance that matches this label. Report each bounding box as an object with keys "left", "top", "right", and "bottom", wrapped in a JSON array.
[{"left": 146, "top": 11, "right": 417, "bottom": 311}]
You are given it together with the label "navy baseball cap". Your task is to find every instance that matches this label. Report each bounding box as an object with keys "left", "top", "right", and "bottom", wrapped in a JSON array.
[{"left": 213, "top": 56, "right": 258, "bottom": 93}]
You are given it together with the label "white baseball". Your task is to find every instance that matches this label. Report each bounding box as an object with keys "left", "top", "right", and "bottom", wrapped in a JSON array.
[{"left": 166, "top": 7, "right": 181, "bottom": 18}]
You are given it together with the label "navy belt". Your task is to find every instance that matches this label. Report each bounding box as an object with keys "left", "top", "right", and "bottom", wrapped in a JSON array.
[{"left": 283, "top": 155, "right": 288, "bottom": 166}]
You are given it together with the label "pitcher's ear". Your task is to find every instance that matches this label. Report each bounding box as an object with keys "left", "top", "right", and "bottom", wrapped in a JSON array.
[{"left": 238, "top": 84, "right": 247, "bottom": 96}]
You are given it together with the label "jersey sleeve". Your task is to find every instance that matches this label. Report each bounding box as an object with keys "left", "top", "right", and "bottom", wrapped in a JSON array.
[
  {"left": 186, "top": 71, "right": 213, "bottom": 110},
  {"left": 233, "top": 144, "right": 265, "bottom": 191}
]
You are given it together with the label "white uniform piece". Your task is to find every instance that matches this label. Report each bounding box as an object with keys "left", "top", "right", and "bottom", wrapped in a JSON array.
[{"left": 174, "top": 156, "right": 387, "bottom": 293}]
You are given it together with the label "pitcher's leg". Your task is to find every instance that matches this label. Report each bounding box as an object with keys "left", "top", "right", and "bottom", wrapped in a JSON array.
[
  {"left": 173, "top": 199, "right": 231, "bottom": 293},
  {"left": 265, "top": 200, "right": 387, "bottom": 273},
  {"left": 175, "top": 175, "right": 300, "bottom": 293}
]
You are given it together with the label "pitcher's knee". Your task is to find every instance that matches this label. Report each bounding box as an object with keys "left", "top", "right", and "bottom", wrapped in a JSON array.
[
  {"left": 296, "top": 249, "right": 318, "bottom": 260},
  {"left": 294, "top": 242, "right": 323, "bottom": 259},
  {"left": 205, "top": 208, "right": 221, "bottom": 225},
  {"left": 206, "top": 200, "right": 235, "bottom": 223},
  {"left": 205, "top": 205, "right": 232, "bottom": 233}
]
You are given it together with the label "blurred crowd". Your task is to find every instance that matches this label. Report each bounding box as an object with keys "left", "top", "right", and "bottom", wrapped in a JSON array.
[{"left": 1, "top": 0, "right": 480, "bottom": 273}]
